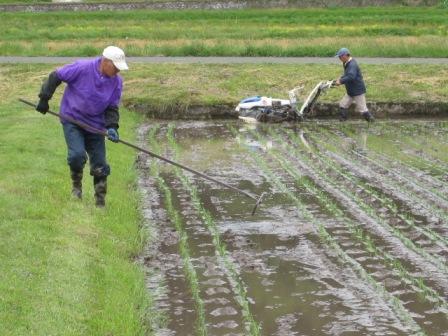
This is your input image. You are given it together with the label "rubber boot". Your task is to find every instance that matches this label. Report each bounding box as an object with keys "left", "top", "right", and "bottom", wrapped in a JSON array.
[
  {"left": 339, "top": 107, "right": 348, "bottom": 122},
  {"left": 94, "top": 176, "right": 107, "bottom": 208},
  {"left": 70, "top": 170, "right": 83, "bottom": 199},
  {"left": 362, "top": 111, "right": 375, "bottom": 122}
]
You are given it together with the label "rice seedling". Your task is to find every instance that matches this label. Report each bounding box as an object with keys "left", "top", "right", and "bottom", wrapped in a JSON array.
[
  {"left": 249, "top": 128, "right": 448, "bottom": 309},
  {"left": 273, "top": 128, "right": 448, "bottom": 274},
  {"left": 165, "top": 124, "right": 261, "bottom": 335},
  {"left": 328, "top": 127, "right": 448, "bottom": 203},
  {"left": 306, "top": 126, "right": 448, "bottom": 228},
  {"left": 147, "top": 127, "right": 208, "bottom": 336},
  {"left": 282, "top": 127, "right": 448, "bottom": 249},
  {"left": 227, "top": 126, "right": 425, "bottom": 335}
]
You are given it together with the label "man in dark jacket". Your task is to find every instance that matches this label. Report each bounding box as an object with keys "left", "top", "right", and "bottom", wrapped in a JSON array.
[
  {"left": 334, "top": 48, "right": 374, "bottom": 122},
  {"left": 35, "top": 46, "right": 128, "bottom": 207}
]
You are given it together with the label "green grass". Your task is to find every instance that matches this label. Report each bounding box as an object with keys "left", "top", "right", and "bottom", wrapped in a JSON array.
[
  {"left": 1, "top": 7, "right": 448, "bottom": 57},
  {"left": 121, "top": 63, "right": 448, "bottom": 114},
  {"left": 0, "top": 64, "right": 152, "bottom": 335}
]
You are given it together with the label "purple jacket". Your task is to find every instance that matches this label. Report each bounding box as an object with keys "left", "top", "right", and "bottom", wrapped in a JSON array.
[{"left": 56, "top": 57, "right": 123, "bottom": 130}]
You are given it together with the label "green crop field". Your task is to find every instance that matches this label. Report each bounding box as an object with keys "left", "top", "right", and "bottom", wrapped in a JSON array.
[{"left": 1, "top": 7, "right": 448, "bottom": 57}]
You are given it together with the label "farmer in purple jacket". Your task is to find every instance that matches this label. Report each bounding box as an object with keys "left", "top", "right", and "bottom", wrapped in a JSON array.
[
  {"left": 334, "top": 47, "right": 374, "bottom": 122},
  {"left": 35, "top": 46, "right": 128, "bottom": 207}
]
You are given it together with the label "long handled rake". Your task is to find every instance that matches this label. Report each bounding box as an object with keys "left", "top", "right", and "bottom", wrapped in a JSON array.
[{"left": 19, "top": 98, "right": 265, "bottom": 215}]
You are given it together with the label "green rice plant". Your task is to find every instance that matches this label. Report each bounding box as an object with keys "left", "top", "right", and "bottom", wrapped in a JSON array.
[
  {"left": 165, "top": 125, "right": 260, "bottom": 335},
  {"left": 377, "top": 124, "right": 448, "bottom": 177},
  {"left": 307, "top": 126, "right": 448, "bottom": 229},
  {"left": 228, "top": 126, "right": 425, "bottom": 335},
  {"left": 282, "top": 128, "right": 448, "bottom": 273},
  {"left": 348, "top": 142, "right": 448, "bottom": 203},
  {"left": 147, "top": 128, "right": 207, "bottom": 336},
  {"left": 357, "top": 123, "right": 448, "bottom": 167},
  {"left": 292, "top": 133, "right": 448, "bottom": 249},
  {"left": 250, "top": 128, "right": 448, "bottom": 309}
]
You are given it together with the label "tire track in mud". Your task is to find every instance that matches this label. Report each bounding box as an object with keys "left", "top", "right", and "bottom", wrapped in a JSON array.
[
  {"left": 228, "top": 125, "right": 425, "bottom": 335},
  {"left": 250, "top": 126, "right": 448, "bottom": 334}
]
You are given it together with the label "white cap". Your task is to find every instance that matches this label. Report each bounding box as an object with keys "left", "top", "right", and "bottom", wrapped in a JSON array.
[{"left": 102, "top": 46, "right": 128, "bottom": 71}]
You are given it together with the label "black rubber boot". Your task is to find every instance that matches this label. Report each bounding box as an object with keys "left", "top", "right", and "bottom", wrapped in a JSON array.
[
  {"left": 362, "top": 111, "right": 375, "bottom": 122},
  {"left": 70, "top": 170, "right": 83, "bottom": 199},
  {"left": 339, "top": 107, "right": 348, "bottom": 122},
  {"left": 94, "top": 176, "right": 107, "bottom": 208}
]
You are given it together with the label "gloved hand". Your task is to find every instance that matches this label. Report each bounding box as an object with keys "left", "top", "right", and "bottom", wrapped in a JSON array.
[
  {"left": 107, "top": 128, "right": 119, "bottom": 142},
  {"left": 36, "top": 98, "right": 49, "bottom": 114}
]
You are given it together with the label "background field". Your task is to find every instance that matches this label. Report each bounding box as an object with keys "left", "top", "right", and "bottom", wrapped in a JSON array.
[
  {"left": 0, "top": 0, "right": 441, "bottom": 5},
  {"left": 1, "top": 7, "right": 448, "bottom": 57}
]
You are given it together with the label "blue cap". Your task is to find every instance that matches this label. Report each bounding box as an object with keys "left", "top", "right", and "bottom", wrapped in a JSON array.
[{"left": 335, "top": 47, "right": 350, "bottom": 57}]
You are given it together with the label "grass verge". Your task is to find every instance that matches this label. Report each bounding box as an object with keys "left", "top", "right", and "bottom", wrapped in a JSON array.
[
  {"left": 0, "top": 64, "right": 151, "bottom": 335},
  {"left": 121, "top": 63, "right": 448, "bottom": 115}
]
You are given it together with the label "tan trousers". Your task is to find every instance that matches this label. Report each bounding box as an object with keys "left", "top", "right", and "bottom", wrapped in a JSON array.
[{"left": 339, "top": 93, "right": 368, "bottom": 114}]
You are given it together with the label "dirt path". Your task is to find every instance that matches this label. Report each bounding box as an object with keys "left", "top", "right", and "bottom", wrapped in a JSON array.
[{"left": 2, "top": 56, "right": 448, "bottom": 64}]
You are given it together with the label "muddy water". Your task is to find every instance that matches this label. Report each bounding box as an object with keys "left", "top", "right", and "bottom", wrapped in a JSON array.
[{"left": 138, "top": 119, "right": 448, "bottom": 336}]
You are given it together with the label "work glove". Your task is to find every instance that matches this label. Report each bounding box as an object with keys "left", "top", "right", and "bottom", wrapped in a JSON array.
[
  {"left": 36, "top": 98, "right": 49, "bottom": 114},
  {"left": 107, "top": 128, "right": 119, "bottom": 143}
]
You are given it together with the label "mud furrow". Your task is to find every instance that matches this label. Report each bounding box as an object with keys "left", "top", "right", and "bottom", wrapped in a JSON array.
[
  {"left": 260, "top": 129, "right": 448, "bottom": 295},
  {"left": 325, "top": 128, "right": 448, "bottom": 210},
  {"left": 166, "top": 125, "right": 261, "bottom": 335},
  {"left": 229, "top": 125, "right": 425, "bottom": 335},
  {"left": 365, "top": 150, "right": 448, "bottom": 193},
  {"left": 139, "top": 120, "right": 448, "bottom": 336},
  {"left": 165, "top": 175, "right": 249, "bottom": 335},
  {"left": 280, "top": 128, "right": 448, "bottom": 251},
  {"left": 302, "top": 128, "right": 448, "bottom": 229},
  {"left": 137, "top": 124, "right": 199, "bottom": 335}
]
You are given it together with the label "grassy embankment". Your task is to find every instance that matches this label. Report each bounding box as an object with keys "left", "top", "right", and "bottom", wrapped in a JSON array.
[
  {"left": 122, "top": 63, "right": 448, "bottom": 115},
  {"left": 0, "top": 7, "right": 448, "bottom": 57},
  {"left": 0, "top": 65, "right": 154, "bottom": 335}
]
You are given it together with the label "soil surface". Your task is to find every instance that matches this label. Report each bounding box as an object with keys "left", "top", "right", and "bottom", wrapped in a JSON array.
[{"left": 137, "top": 118, "right": 448, "bottom": 335}]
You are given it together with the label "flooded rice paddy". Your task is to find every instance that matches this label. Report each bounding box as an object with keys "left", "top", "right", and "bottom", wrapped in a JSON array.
[{"left": 137, "top": 119, "right": 448, "bottom": 336}]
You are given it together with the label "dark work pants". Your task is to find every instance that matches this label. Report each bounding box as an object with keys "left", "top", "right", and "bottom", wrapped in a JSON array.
[{"left": 62, "top": 122, "right": 110, "bottom": 177}]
